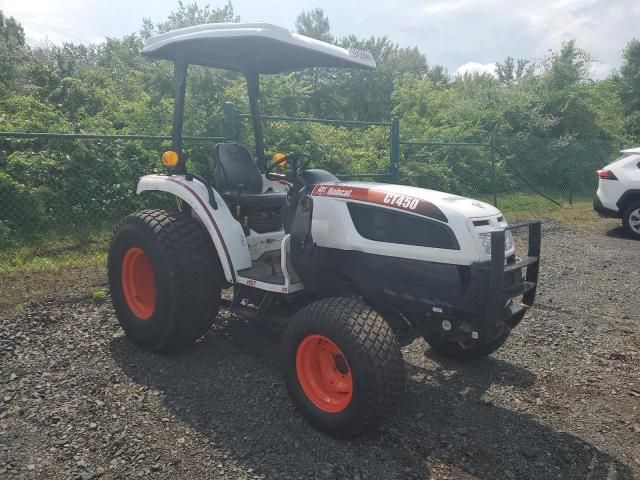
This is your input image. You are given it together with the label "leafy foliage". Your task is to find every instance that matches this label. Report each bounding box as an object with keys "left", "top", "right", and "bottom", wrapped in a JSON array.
[{"left": 0, "top": 4, "right": 638, "bottom": 248}]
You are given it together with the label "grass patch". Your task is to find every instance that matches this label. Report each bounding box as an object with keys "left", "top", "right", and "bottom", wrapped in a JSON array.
[
  {"left": 488, "top": 194, "right": 619, "bottom": 234},
  {"left": 0, "top": 232, "right": 110, "bottom": 315},
  {"left": 91, "top": 288, "right": 108, "bottom": 302},
  {"left": 0, "top": 232, "right": 109, "bottom": 274}
]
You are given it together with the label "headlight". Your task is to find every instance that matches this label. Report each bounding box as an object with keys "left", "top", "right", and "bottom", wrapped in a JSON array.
[
  {"left": 505, "top": 230, "right": 513, "bottom": 250},
  {"left": 479, "top": 230, "right": 513, "bottom": 254}
]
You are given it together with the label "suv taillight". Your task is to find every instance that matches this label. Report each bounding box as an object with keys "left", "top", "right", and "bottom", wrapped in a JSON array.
[{"left": 597, "top": 169, "right": 618, "bottom": 180}]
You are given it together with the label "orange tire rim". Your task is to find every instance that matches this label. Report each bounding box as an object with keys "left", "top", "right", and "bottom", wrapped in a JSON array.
[
  {"left": 121, "top": 247, "right": 157, "bottom": 320},
  {"left": 295, "top": 334, "right": 353, "bottom": 413}
]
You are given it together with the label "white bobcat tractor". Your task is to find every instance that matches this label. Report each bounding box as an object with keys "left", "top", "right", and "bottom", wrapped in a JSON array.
[{"left": 108, "top": 23, "right": 541, "bottom": 437}]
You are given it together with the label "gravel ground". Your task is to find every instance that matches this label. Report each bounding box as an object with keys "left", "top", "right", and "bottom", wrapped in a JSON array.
[{"left": 1, "top": 221, "right": 639, "bottom": 480}]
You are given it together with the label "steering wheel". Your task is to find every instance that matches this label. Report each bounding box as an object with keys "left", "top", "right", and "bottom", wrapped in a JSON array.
[{"left": 265, "top": 153, "right": 311, "bottom": 182}]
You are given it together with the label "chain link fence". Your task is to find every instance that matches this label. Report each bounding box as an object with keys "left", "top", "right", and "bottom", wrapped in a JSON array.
[
  {"left": 0, "top": 120, "right": 626, "bottom": 252},
  {"left": 400, "top": 136, "right": 624, "bottom": 208},
  {"left": 0, "top": 134, "right": 223, "bottom": 249}
]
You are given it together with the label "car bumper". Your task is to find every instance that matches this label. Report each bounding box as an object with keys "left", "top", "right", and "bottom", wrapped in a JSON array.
[{"left": 593, "top": 196, "right": 619, "bottom": 218}]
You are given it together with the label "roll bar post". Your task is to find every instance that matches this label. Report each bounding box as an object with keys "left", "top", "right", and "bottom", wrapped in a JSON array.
[
  {"left": 171, "top": 60, "right": 188, "bottom": 174},
  {"left": 245, "top": 70, "right": 266, "bottom": 171}
]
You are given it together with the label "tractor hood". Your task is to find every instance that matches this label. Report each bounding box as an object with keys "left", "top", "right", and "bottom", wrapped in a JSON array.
[{"left": 310, "top": 181, "right": 501, "bottom": 223}]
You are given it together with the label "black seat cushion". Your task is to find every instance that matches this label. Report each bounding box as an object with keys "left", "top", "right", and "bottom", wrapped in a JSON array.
[
  {"left": 222, "top": 191, "right": 286, "bottom": 209},
  {"left": 214, "top": 142, "right": 287, "bottom": 209},
  {"left": 214, "top": 143, "right": 263, "bottom": 194}
]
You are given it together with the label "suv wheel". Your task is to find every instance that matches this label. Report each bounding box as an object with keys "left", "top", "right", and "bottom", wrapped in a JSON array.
[{"left": 622, "top": 202, "right": 640, "bottom": 239}]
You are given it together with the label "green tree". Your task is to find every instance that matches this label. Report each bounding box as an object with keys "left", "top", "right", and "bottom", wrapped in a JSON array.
[
  {"left": 541, "top": 40, "right": 591, "bottom": 90},
  {"left": 619, "top": 39, "right": 640, "bottom": 113},
  {"left": 496, "top": 56, "right": 530, "bottom": 84},
  {"left": 0, "top": 11, "right": 27, "bottom": 93},
  {"left": 295, "top": 8, "right": 334, "bottom": 43},
  {"left": 140, "top": 0, "right": 239, "bottom": 38}
]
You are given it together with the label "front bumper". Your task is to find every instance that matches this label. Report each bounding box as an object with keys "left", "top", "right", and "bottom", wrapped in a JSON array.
[
  {"left": 489, "top": 221, "right": 540, "bottom": 323},
  {"left": 593, "top": 196, "right": 619, "bottom": 218},
  {"left": 462, "top": 221, "right": 541, "bottom": 340}
]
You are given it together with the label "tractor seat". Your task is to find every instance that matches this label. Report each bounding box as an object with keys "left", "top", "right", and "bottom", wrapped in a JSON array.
[
  {"left": 222, "top": 190, "right": 286, "bottom": 208},
  {"left": 213, "top": 143, "right": 287, "bottom": 209}
]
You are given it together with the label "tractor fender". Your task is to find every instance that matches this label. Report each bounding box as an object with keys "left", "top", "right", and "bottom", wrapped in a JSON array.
[{"left": 136, "top": 174, "right": 251, "bottom": 283}]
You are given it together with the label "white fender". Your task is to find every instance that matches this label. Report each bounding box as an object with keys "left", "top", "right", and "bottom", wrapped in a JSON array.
[{"left": 136, "top": 174, "right": 251, "bottom": 282}]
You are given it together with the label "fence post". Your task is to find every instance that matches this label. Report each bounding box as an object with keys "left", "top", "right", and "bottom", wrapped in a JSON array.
[
  {"left": 568, "top": 140, "right": 573, "bottom": 206},
  {"left": 490, "top": 139, "right": 498, "bottom": 208},
  {"left": 390, "top": 116, "right": 400, "bottom": 183},
  {"left": 223, "top": 101, "right": 238, "bottom": 142}
]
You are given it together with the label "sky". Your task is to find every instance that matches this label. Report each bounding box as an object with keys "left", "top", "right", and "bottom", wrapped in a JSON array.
[{"left": 1, "top": 0, "right": 638, "bottom": 79}]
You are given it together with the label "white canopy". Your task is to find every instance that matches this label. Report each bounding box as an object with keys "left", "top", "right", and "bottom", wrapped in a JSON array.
[
  {"left": 142, "top": 23, "right": 376, "bottom": 73},
  {"left": 621, "top": 147, "right": 640, "bottom": 155}
]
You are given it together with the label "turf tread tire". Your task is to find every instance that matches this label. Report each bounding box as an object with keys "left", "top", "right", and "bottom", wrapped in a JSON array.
[
  {"left": 281, "top": 297, "right": 405, "bottom": 437},
  {"left": 108, "top": 209, "right": 223, "bottom": 352}
]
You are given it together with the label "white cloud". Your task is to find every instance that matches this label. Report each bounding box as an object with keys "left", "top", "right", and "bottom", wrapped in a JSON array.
[
  {"left": 385, "top": 0, "right": 638, "bottom": 78},
  {"left": 589, "top": 61, "right": 612, "bottom": 80},
  {"left": 1, "top": 0, "right": 638, "bottom": 79},
  {"left": 455, "top": 62, "right": 497, "bottom": 77},
  {"left": 421, "top": 0, "right": 471, "bottom": 15}
]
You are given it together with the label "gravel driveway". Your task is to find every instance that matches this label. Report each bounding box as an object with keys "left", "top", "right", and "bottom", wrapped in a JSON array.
[{"left": 1, "top": 222, "right": 639, "bottom": 479}]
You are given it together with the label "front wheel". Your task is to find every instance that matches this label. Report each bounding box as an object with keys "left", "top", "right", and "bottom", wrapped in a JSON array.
[
  {"left": 108, "top": 209, "right": 223, "bottom": 352},
  {"left": 280, "top": 297, "right": 405, "bottom": 437},
  {"left": 622, "top": 202, "right": 640, "bottom": 239}
]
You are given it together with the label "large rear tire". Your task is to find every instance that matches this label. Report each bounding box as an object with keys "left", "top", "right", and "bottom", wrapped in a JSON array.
[
  {"left": 280, "top": 297, "right": 405, "bottom": 437},
  {"left": 108, "top": 209, "right": 223, "bottom": 352}
]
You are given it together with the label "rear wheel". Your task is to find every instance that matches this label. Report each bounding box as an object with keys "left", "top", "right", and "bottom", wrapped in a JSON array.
[
  {"left": 424, "top": 329, "right": 511, "bottom": 361},
  {"left": 280, "top": 297, "right": 405, "bottom": 437},
  {"left": 622, "top": 202, "right": 640, "bottom": 239},
  {"left": 108, "top": 209, "right": 223, "bottom": 352}
]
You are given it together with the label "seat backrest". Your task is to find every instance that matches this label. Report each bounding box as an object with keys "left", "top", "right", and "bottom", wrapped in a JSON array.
[{"left": 214, "top": 143, "right": 263, "bottom": 194}]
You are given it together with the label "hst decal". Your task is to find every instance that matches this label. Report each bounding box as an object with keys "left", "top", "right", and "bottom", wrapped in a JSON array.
[{"left": 312, "top": 184, "right": 448, "bottom": 222}]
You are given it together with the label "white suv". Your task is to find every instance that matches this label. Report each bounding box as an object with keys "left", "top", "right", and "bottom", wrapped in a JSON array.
[{"left": 594, "top": 147, "right": 640, "bottom": 238}]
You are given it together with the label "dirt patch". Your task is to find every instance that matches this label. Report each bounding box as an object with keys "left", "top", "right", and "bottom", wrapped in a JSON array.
[
  {"left": 0, "top": 262, "right": 105, "bottom": 316},
  {"left": 1, "top": 220, "right": 639, "bottom": 479}
]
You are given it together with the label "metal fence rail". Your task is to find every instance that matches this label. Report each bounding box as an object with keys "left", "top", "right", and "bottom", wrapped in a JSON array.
[
  {"left": 399, "top": 136, "right": 624, "bottom": 208},
  {"left": 0, "top": 105, "right": 626, "bottom": 250},
  {"left": 224, "top": 102, "right": 400, "bottom": 182}
]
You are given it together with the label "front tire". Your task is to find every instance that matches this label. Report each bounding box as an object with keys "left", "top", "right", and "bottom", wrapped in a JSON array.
[
  {"left": 622, "top": 202, "right": 640, "bottom": 239},
  {"left": 280, "top": 298, "right": 405, "bottom": 437},
  {"left": 108, "top": 209, "right": 223, "bottom": 352}
]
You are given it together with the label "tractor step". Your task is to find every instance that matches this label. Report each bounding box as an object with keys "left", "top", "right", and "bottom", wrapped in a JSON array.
[
  {"left": 238, "top": 250, "right": 300, "bottom": 285},
  {"left": 225, "top": 285, "right": 274, "bottom": 321}
]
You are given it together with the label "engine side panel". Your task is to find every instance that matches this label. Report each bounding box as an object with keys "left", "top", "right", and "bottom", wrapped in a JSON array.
[
  {"left": 310, "top": 196, "right": 480, "bottom": 266},
  {"left": 292, "top": 246, "right": 492, "bottom": 318}
]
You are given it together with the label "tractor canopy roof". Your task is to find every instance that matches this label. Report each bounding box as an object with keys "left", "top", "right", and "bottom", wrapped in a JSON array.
[{"left": 142, "top": 22, "right": 376, "bottom": 73}]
